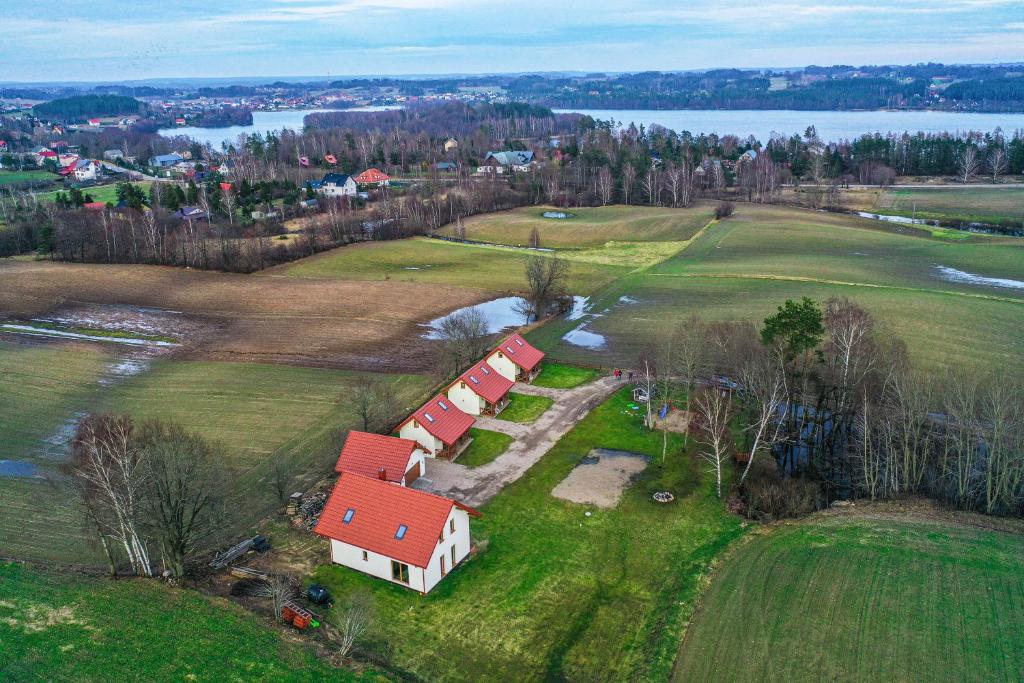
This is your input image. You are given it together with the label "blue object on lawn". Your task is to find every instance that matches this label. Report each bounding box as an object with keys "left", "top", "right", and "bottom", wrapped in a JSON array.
[{"left": 659, "top": 404, "right": 669, "bottom": 419}]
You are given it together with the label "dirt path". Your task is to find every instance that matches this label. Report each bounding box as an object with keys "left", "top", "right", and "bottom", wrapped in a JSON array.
[{"left": 414, "top": 375, "right": 620, "bottom": 507}]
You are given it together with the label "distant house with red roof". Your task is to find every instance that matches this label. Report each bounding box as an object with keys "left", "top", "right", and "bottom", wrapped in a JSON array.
[
  {"left": 315, "top": 472, "right": 480, "bottom": 593},
  {"left": 354, "top": 168, "right": 391, "bottom": 186},
  {"left": 486, "top": 333, "right": 545, "bottom": 383},
  {"left": 87, "top": 118, "right": 101, "bottom": 127},
  {"left": 335, "top": 431, "right": 426, "bottom": 486},
  {"left": 83, "top": 201, "right": 107, "bottom": 211},
  {"left": 398, "top": 394, "right": 475, "bottom": 459},
  {"left": 447, "top": 360, "right": 513, "bottom": 416}
]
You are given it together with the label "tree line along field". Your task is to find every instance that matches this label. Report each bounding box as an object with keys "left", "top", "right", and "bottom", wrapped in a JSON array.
[{"left": 673, "top": 514, "right": 1024, "bottom": 682}]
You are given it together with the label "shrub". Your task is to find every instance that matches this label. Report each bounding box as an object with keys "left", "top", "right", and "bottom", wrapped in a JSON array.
[
  {"left": 714, "top": 201, "right": 735, "bottom": 220},
  {"left": 739, "top": 458, "right": 823, "bottom": 520}
]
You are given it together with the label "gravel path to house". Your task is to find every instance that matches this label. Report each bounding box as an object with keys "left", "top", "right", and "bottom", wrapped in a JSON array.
[
  {"left": 473, "top": 416, "right": 530, "bottom": 438},
  {"left": 413, "top": 375, "right": 619, "bottom": 507},
  {"left": 506, "top": 383, "right": 565, "bottom": 400}
]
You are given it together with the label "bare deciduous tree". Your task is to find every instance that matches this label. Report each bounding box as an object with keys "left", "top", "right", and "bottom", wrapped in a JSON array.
[
  {"left": 516, "top": 254, "right": 569, "bottom": 323},
  {"left": 325, "top": 591, "right": 375, "bottom": 663},
  {"left": 435, "top": 307, "right": 492, "bottom": 376},
  {"left": 694, "top": 387, "right": 733, "bottom": 498},
  {"left": 596, "top": 166, "right": 614, "bottom": 206},
  {"left": 987, "top": 147, "right": 1008, "bottom": 183},
  {"left": 955, "top": 146, "right": 980, "bottom": 184}
]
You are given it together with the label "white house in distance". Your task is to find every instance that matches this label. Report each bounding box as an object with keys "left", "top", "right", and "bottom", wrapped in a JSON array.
[
  {"left": 319, "top": 173, "right": 357, "bottom": 198},
  {"left": 335, "top": 431, "right": 426, "bottom": 487},
  {"left": 398, "top": 394, "right": 475, "bottom": 459},
  {"left": 73, "top": 159, "right": 101, "bottom": 182},
  {"left": 446, "top": 359, "right": 514, "bottom": 416},
  {"left": 486, "top": 333, "right": 545, "bottom": 384},
  {"left": 315, "top": 472, "right": 481, "bottom": 593},
  {"left": 477, "top": 150, "right": 536, "bottom": 174}
]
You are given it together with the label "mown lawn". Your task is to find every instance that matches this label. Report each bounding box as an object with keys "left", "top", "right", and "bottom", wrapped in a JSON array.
[
  {"left": 311, "top": 388, "right": 743, "bottom": 682},
  {"left": 496, "top": 392, "right": 553, "bottom": 423},
  {"left": 530, "top": 361, "right": 600, "bottom": 389},
  {"left": 274, "top": 237, "right": 625, "bottom": 295},
  {"left": 673, "top": 515, "right": 1024, "bottom": 682},
  {"left": 448, "top": 204, "right": 716, "bottom": 248},
  {"left": 0, "top": 563, "right": 371, "bottom": 682},
  {"left": 0, "top": 169, "right": 55, "bottom": 185},
  {"left": 457, "top": 427, "right": 513, "bottom": 468},
  {"left": 883, "top": 186, "right": 1024, "bottom": 224},
  {"left": 32, "top": 181, "right": 151, "bottom": 205}
]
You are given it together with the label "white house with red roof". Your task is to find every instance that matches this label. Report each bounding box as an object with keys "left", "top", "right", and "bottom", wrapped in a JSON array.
[
  {"left": 398, "top": 394, "right": 475, "bottom": 459},
  {"left": 354, "top": 168, "right": 391, "bottom": 186},
  {"left": 486, "top": 333, "right": 545, "bottom": 383},
  {"left": 446, "top": 359, "right": 513, "bottom": 416},
  {"left": 315, "top": 472, "right": 480, "bottom": 593},
  {"left": 335, "top": 431, "right": 426, "bottom": 486}
]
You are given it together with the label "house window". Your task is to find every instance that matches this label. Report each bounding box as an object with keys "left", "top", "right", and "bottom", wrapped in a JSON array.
[
  {"left": 362, "top": 550, "right": 368, "bottom": 561},
  {"left": 439, "top": 528, "right": 444, "bottom": 543},
  {"left": 449, "top": 519, "right": 455, "bottom": 534},
  {"left": 451, "top": 545, "right": 457, "bottom": 567},
  {"left": 391, "top": 560, "right": 410, "bottom": 584}
]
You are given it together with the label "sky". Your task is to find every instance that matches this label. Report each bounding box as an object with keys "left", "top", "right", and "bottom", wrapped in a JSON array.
[{"left": 3, "top": 0, "right": 1024, "bottom": 83}]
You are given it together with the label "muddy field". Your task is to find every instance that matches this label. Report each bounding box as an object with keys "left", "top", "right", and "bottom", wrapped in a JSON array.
[{"left": 0, "top": 260, "right": 491, "bottom": 372}]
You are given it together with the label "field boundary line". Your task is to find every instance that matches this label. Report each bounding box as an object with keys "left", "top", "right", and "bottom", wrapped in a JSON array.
[
  {"left": 648, "top": 272, "right": 1024, "bottom": 305},
  {"left": 629, "top": 217, "right": 720, "bottom": 273}
]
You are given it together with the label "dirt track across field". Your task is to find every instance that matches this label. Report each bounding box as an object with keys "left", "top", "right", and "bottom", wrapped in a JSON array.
[
  {"left": 414, "top": 375, "right": 619, "bottom": 507},
  {"left": 0, "top": 260, "right": 491, "bottom": 372}
]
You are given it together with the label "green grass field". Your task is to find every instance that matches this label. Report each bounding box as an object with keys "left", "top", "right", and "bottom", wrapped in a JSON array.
[
  {"left": 449, "top": 205, "right": 716, "bottom": 248},
  {"left": 457, "top": 427, "right": 513, "bottom": 468},
  {"left": 312, "top": 388, "right": 742, "bottom": 681},
  {"left": 275, "top": 237, "right": 626, "bottom": 294},
  {"left": 32, "top": 181, "right": 151, "bottom": 205},
  {"left": 531, "top": 362, "right": 600, "bottom": 389},
  {"left": 881, "top": 187, "right": 1024, "bottom": 224},
  {"left": 0, "top": 345, "right": 432, "bottom": 565},
  {"left": 496, "top": 392, "right": 553, "bottom": 423},
  {"left": 673, "top": 515, "right": 1024, "bottom": 682},
  {"left": 534, "top": 204, "right": 1024, "bottom": 375},
  {"left": 0, "top": 563, "right": 368, "bottom": 682},
  {"left": 0, "top": 169, "right": 55, "bottom": 186}
]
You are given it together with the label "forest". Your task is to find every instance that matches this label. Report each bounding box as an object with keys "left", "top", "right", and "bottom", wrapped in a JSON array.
[{"left": 31, "top": 94, "right": 147, "bottom": 121}]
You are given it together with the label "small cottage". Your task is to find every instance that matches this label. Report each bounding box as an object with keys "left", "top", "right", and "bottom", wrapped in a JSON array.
[
  {"left": 398, "top": 394, "right": 475, "bottom": 459},
  {"left": 335, "top": 431, "right": 426, "bottom": 486},
  {"left": 446, "top": 360, "right": 513, "bottom": 416},
  {"left": 354, "top": 168, "right": 391, "bottom": 186},
  {"left": 315, "top": 472, "right": 480, "bottom": 593},
  {"left": 486, "top": 333, "right": 545, "bottom": 383},
  {"left": 320, "top": 173, "right": 357, "bottom": 198}
]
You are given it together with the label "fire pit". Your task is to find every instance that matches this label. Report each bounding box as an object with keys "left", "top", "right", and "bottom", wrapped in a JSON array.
[{"left": 652, "top": 491, "right": 674, "bottom": 503}]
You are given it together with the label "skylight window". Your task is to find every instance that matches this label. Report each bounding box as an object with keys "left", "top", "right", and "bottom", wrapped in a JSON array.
[
  {"left": 515, "top": 338, "right": 524, "bottom": 346},
  {"left": 424, "top": 412, "right": 435, "bottom": 423},
  {"left": 343, "top": 508, "right": 355, "bottom": 524},
  {"left": 506, "top": 346, "right": 515, "bottom": 354},
  {"left": 469, "top": 376, "right": 480, "bottom": 384},
  {"left": 438, "top": 400, "right": 449, "bottom": 410},
  {"left": 395, "top": 524, "right": 408, "bottom": 540},
  {"left": 481, "top": 366, "right": 490, "bottom": 374}
]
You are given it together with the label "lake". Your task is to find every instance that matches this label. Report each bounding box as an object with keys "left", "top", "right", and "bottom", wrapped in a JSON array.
[
  {"left": 553, "top": 108, "right": 1024, "bottom": 142},
  {"left": 158, "top": 106, "right": 402, "bottom": 147}
]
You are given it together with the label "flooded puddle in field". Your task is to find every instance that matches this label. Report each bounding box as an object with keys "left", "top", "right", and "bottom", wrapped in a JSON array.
[
  {"left": 0, "top": 460, "right": 39, "bottom": 478},
  {"left": 542, "top": 211, "right": 574, "bottom": 219},
  {"left": 561, "top": 325, "right": 607, "bottom": 350},
  {"left": 423, "top": 297, "right": 530, "bottom": 338},
  {"left": 0, "top": 324, "right": 176, "bottom": 346},
  {"left": 934, "top": 266, "right": 1024, "bottom": 290},
  {"left": 565, "top": 296, "right": 592, "bottom": 321}
]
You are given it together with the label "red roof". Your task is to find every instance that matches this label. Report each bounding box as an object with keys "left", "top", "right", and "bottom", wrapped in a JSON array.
[
  {"left": 83, "top": 202, "right": 106, "bottom": 210},
  {"left": 354, "top": 168, "right": 390, "bottom": 184},
  {"left": 335, "top": 431, "right": 419, "bottom": 483},
  {"left": 493, "top": 333, "right": 544, "bottom": 372},
  {"left": 452, "top": 360, "right": 513, "bottom": 403},
  {"left": 401, "top": 394, "right": 474, "bottom": 446},
  {"left": 315, "top": 472, "right": 479, "bottom": 567}
]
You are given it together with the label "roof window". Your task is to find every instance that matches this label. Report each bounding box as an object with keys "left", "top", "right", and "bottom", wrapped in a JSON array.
[
  {"left": 395, "top": 524, "right": 408, "bottom": 540},
  {"left": 343, "top": 508, "right": 355, "bottom": 524}
]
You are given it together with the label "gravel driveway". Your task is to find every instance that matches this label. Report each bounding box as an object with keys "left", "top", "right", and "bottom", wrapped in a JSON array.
[{"left": 413, "top": 375, "right": 620, "bottom": 507}]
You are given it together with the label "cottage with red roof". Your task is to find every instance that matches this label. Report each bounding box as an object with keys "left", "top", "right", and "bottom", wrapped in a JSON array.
[
  {"left": 335, "top": 431, "right": 426, "bottom": 486},
  {"left": 398, "top": 394, "right": 475, "bottom": 459},
  {"left": 315, "top": 472, "right": 480, "bottom": 593},
  {"left": 486, "top": 333, "right": 545, "bottom": 383},
  {"left": 354, "top": 168, "right": 391, "bottom": 186},
  {"left": 447, "top": 360, "right": 513, "bottom": 416}
]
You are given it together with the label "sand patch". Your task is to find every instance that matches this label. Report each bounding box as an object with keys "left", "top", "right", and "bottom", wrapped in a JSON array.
[{"left": 552, "top": 449, "right": 648, "bottom": 508}]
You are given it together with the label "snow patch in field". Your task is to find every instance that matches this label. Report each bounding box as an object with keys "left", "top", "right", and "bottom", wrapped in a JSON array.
[{"left": 935, "top": 266, "right": 1024, "bottom": 290}]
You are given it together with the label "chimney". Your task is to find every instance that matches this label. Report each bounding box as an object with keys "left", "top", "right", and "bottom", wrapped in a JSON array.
[{"left": 377, "top": 467, "right": 388, "bottom": 481}]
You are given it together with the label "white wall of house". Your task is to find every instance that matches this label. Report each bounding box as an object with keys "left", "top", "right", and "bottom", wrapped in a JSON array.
[
  {"left": 446, "top": 381, "right": 486, "bottom": 416},
  {"left": 399, "top": 420, "right": 444, "bottom": 457},
  {"left": 486, "top": 350, "right": 519, "bottom": 383},
  {"left": 327, "top": 506, "right": 472, "bottom": 594},
  {"left": 401, "top": 449, "right": 427, "bottom": 485},
  {"left": 423, "top": 507, "right": 473, "bottom": 593},
  {"left": 329, "top": 539, "right": 427, "bottom": 592},
  {"left": 322, "top": 178, "right": 357, "bottom": 197}
]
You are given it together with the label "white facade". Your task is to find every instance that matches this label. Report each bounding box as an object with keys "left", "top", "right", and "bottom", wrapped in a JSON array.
[
  {"left": 74, "top": 162, "right": 99, "bottom": 181},
  {"left": 400, "top": 449, "right": 427, "bottom": 485},
  {"left": 399, "top": 419, "right": 445, "bottom": 457},
  {"left": 446, "top": 381, "right": 487, "bottom": 416},
  {"left": 327, "top": 506, "right": 472, "bottom": 593},
  {"left": 321, "top": 177, "right": 357, "bottom": 197},
  {"left": 485, "top": 349, "right": 519, "bottom": 383}
]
